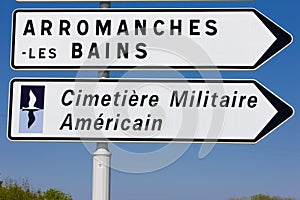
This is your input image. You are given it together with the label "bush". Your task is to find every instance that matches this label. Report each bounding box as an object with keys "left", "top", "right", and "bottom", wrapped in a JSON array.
[
  {"left": 0, "top": 178, "right": 72, "bottom": 200},
  {"left": 230, "top": 194, "right": 295, "bottom": 200}
]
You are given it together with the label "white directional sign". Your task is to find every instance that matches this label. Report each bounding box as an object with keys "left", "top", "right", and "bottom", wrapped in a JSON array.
[
  {"left": 8, "top": 79, "right": 293, "bottom": 143},
  {"left": 11, "top": 9, "right": 292, "bottom": 70}
]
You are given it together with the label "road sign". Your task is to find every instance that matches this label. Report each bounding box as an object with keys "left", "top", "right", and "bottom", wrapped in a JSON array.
[
  {"left": 8, "top": 78, "right": 293, "bottom": 143},
  {"left": 11, "top": 9, "right": 292, "bottom": 71}
]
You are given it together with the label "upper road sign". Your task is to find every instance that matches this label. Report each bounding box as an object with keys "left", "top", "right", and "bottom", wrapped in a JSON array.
[
  {"left": 11, "top": 9, "right": 292, "bottom": 71},
  {"left": 8, "top": 78, "right": 293, "bottom": 143}
]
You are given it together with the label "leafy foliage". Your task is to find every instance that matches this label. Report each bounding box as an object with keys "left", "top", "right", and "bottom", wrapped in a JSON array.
[
  {"left": 0, "top": 178, "right": 72, "bottom": 200},
  {"left": 230, "top": 194, "right": 295, "bottom": 200}
]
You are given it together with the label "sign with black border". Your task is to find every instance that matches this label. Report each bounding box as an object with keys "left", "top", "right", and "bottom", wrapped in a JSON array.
[
  {"left": 8, "top": 78, "right": 294, "bottom": 143},
  {"left": 11, "top": 8, "right": 292, "bottom": 71}
]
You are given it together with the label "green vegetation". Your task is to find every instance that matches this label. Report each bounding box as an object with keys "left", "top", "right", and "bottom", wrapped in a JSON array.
[
  {"left": 0, "top": 178, "right": 72, "bottom": 200},
  {"left": 230, "top": 194, "right": 295, "bottom": 200}
]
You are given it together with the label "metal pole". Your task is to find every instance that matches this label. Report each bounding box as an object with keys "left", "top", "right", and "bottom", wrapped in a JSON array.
[
  {"left": 93, "top": 141, "right": 111, "bottom": 200},
  {"left": 93, "top": 4, "right": 111, "bottom": 200},
  {"left": 100, "top": 2, "right": 111, "bottom": 8},
  {"left": 93, "top": 71, "right": 111, "bottom": 200}
]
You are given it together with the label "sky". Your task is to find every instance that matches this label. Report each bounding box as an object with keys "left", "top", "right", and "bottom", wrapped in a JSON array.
[{"left": 0, "top": 0, "right": 300, "bottom": 200}]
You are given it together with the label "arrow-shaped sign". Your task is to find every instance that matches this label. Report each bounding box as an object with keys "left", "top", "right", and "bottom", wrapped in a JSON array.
[
  {"left": 8, "top": 79, "right": 293, "bottom": 143},
  {"left": 11, "top": 9, "right": 292, "bottom": 71}
]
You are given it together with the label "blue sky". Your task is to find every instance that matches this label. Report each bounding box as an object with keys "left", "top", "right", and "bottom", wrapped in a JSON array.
[{"left": 0, "top": 1, "right": 300, "bottom": 200}]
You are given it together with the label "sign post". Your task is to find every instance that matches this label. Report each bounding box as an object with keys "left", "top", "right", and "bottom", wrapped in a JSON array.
[
  {"left": 93, "top": 3, "right": 112, "bottom": 200},
  {"left": 94, "top": 71, "right": 111, "bottom": 200},
  {"left": 93, "top": 142, "right": 111, "bottom": 200}
]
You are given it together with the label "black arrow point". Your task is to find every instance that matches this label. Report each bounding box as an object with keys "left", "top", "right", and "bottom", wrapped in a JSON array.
[
  {"left": 253, "top": 80, "right": 294, "bottom": 143},
  {"left": 253, "top": 9, "right": 293, "bottom": 69}
]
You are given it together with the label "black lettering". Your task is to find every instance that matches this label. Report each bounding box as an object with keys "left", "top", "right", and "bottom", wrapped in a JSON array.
[
  {"left": 101, "top": 94, "right": 111, "bottom": 106},
  {"left": 75, "top": 118, "right": 92, "bottom": 130},
  {"left": 62, "top": 89, "right": 74, "bottom": 106},
  {"left": 117, "top": 43, "right": 129, "bottom": 58},
  {"left": 211, "top": 93, "right": 218, "bottom": 107},
  {"left": 170, "top": 91, "right": 188, "bottom": 107},
  {"left": 41, "top": 20, "right": 52, "bottom": 35},
  {"left": 121, "top": 119, "right": 131, "bottom": 131},
  {"left": 39, "top": 48, "right": 46, "bottom": 59},
  {"left": 114, "top": 92, "right": 121, "bottom": 106},
  {"left": 49, "top": 48, "right": 56, "bottom": 59},
  {"left": 170, "top": 20, "right": 182, "bottom": 35},
  {"left": 154, "top": 20, "right": 164, "bottom": 36},
  {"left": 248, "top": 96, "right": 258, "bottom": 108},
  {"left": 83, "top": 94, "right": 99, "bottom": 106},
  {"left": 149, "top": 95, "right": 159, "bottom": 107},
  {"left": 220, "top": 95, "right": 230, "bottom": 107},
  {"left": 29, "top": 48, "right": 35, "bottom": 59},
  {"left": 117, "top": 20, "right": 129, "bottom": 35},
  {"left": 59, "top": 20, "right": 71, "bottom": 35},
  {"left": 72, "top": 43, "right": 83, "bottom": 59},
  {"left": 77, "top": 20, "right": 89, "bottom": 36},
  {"left": 239, "top": 96, "right": 247, "bottom": 107},
  {"left": 135, "top": 20, "right": 146, "bottom": 35},
  {"left": 152, "top": 119, "right": 162, "bottom": 131},
  {"left": 135, "top": 43, "right": 147, "bottom": 59},
  {"left": 88, "top": 43, "right": 100, "bottom": 59},
  {"left": 96, "top": 20, "right": 111, "bottom": 35},
  {"left": 205, "top": 20, "right": 217, "bottom": 36},
  {"left": 59, "top": 113, "right": 73, "bottom": 130},
  {"left": 190, "top": 19, "right": 200, "bottom": 36},
  {"left": 23, "top": 20, "right": 35, "bottom": 36}
]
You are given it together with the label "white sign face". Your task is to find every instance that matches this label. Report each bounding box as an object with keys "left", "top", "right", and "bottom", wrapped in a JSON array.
[
  {"left": 11, "top": 9, "right": 292, "bottom": 70},
  {"left": 8, "top": 79, "right": 293, "bottom": 143}
]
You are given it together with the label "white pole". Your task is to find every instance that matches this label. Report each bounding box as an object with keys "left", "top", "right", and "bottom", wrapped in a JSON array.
[
  {"left": 93, "top": 71, "right": 111, "bottom": 200},
  {"left": 93, "top": 141, "right": 111, "bottom": 200},
  {"left": 93, "top": 2, "right": 111, "bottom": 199}
]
